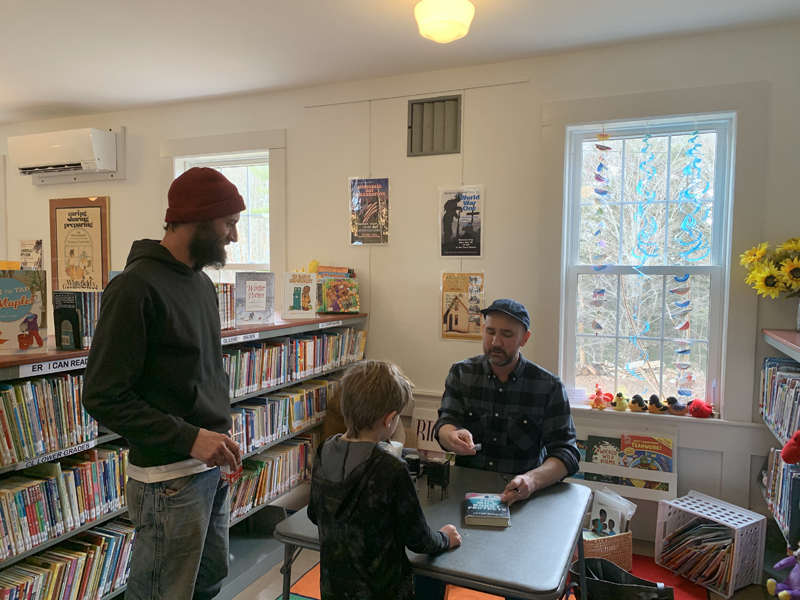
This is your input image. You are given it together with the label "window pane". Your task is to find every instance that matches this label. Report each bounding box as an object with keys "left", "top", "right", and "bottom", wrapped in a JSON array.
[
  {"left": 579, "top": 204, "right": 620, "bottom": 266},
  {"left": 663, "top": 340, "right": 707, "bottom": 401},
  {"left": 618, "top": 337, "right": 662, "bottom": 398},
  {"left": 618, "top": 274, "right": 663, "bottom": 338},
  {"left": 249, "top": 215, "right": 270, "bottom": 264},
  {"left": 581, "top": 139, "right": 623, "bottom": 204},
  {"left": 621, "top": 203, "right": 666, "bottom": 267},
  {"left": 575, "top": 335, "right": 617, "bottom": 397},
  {"left": 666, "top": 274, "right": 709, "bottom": 341},
  {"left": 666, "top": 201, "right": 713, "bottom": 266},
  {"left": 219, "top": 166, "right": 248, "bottom": 203},
  {"left": 577, "top": 273, "right": 618, "bottom": 336},
  {"left": 248, "top": 165, "right": 269, "bottom": 214}
]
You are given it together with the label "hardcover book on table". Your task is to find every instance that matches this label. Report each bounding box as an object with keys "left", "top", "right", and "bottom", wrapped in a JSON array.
[
  {"left": 235, "top": 272, "right": 275, "bottom": 326},
  {"left": 464, "top": 493, "right": 511, "bottom": 527}
]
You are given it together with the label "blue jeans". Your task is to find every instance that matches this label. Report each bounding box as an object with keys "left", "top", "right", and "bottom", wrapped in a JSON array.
[{"left": 126, "top": 468, "right": 230, "bottom": 600}]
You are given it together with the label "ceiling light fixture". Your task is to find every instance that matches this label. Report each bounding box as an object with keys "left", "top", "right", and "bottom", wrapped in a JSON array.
[{"left": 414, "top": 0, "right": 475, "bottom": 44}]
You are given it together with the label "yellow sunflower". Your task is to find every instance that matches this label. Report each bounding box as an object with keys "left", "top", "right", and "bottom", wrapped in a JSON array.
[
  {"left": 751, "top": 263, "right": 786, "bottom": 299},
  {"left": 740, "top": 242, "right": 769, "bottom": 266},
  {"left": 780, "top": 256, "right": 800, "bottom": 291},
  {"left": 777, "top": 238, "right": 800, "bottom": 253}
]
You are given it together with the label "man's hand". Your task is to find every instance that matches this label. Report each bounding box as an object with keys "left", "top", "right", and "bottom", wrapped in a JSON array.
[
  {"left": 440, "top": 524, "right": 462, "bottom": 549},
  {"left": 439, "top": 425, "right": 476, "bottom": 456},
  {"left": 500, "top": 472, "right": 535, "bottom": 507},
  {"left": 191, "top": 429, "right": 242, "bottom": 470}
]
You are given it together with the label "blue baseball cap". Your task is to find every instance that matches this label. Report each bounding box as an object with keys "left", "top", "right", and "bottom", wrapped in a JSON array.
[{"left": 480, "top": 299, "right": 530, "bottom": 331}]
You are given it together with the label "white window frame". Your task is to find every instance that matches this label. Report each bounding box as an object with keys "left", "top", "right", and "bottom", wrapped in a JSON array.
[
  {"left": 177, "top": 152, "right": 270, "bottom": 270},
  {"left": 561, "top": 114, "right": 736, "bottom": 411},
  {"left": 159, "top": 130, "right": 286, "bottom": 287}
]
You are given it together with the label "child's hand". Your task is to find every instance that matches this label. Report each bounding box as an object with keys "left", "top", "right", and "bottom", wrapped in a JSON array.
[{"left": 440, "top": 524, "right": 462, "bottom": 549}]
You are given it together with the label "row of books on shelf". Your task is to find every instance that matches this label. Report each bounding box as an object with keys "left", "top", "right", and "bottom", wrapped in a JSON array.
[
  {"left": 0, "top": 445, "right": 128, "bottom": 562},
  {"left": 763, "top": 446, "right": 798, "bottom": 541},
  {"left": 222, "top": 328, "right": 367, "bottom": 399},
  {"left": 659, "top": 516, "right": 734, "bottom": 593},
  {"left": 53, "top": 292, "right": 103, "bottom": 352},
  {"left": 230, "top": 434, "right": 318, "bottom": 521},
  {"left": 0, "top": 375, "right": 98, "bottom": 467},
  {"left": 0, "top": 517, "right": 134, "bottom": 600},
  {"left": 574, "top": 434, "right": 673, "bottom": 492},
  {"left": 760, "top": 356, "right": 800, "bottom": 442},
  {"left": 214, "top": 283, "right": 236, "bottom": 331},
  {"left": 229, "top": 378, "right": 334, "bottom": 455}
]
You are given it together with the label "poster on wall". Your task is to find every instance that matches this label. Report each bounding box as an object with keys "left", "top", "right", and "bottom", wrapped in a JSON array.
[
  {"left": 49, "top": 197, "right": 110, "bottom": 293},
  {"left": 440, "top": 185, "right": 484, "bottom": 258},
  {"left": 350, "top": 178, "right": 389, "bottom": 245},
  {"left": 441, "top": 272, "right": 484, "bottom": 341},
  {"left": 19, "top": 239, "right": 43, "bottom": 269}
]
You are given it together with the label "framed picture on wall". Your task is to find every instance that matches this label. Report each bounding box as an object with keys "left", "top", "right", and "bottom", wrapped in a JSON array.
[{"left": 49, "top": 197, "right": 110, "bottom": 293}]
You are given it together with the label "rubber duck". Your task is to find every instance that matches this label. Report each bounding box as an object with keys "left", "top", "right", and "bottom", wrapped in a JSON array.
[
  {"left": 666, "top": 396, "right": 688, "bottom": 416},
  {"left": 610, "top": 392, "right": 629, "bottom": 412},
  {"left": 688, "top": 399, "right": 713, "bottom": 418},
  {"left": 648, "top": 394, "right": 669, "bottom": 414},
  {"left": 629, "top": 394, "right": 648, "bottom": 413}
]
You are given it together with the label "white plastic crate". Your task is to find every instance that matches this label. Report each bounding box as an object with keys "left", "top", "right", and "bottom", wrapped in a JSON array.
[{"left": 655, "top": 490, "right": 765, "bottom": 599}]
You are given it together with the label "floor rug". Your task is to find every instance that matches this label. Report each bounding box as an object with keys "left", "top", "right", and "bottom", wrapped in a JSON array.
[{"left": 279, "top": 555, "right": 708, "bottom": 600}]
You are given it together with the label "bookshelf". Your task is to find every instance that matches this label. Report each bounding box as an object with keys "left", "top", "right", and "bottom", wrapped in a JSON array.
[
  {"left": 758, "top": 329, "right": 800, "bottom": 550},
  {"left": 0, "top": 311, "right": 367, "bottom": 598}
]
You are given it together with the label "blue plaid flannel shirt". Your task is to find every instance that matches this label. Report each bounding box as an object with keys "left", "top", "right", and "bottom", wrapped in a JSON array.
[{"left": 434, "top": 354, "right": 580, "bottom": 477}]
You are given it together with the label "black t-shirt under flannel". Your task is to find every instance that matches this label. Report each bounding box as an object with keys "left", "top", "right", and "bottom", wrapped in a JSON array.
[{"left": 435, "top": 354, "right": 580, "bottom": 476}]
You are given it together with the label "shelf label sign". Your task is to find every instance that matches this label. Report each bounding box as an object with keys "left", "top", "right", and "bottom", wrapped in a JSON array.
[
  {"left": 223, "top": 332, "right": 260, "bottom": 346},
  {"left": 17, "top": 439, "right": 98, "bottom": 470},
  {"left": 19, "top": 356, "right": 89, "bottom": 378},
  {"left": 319, "top": 320, "right": 343, "bottom": 329}
]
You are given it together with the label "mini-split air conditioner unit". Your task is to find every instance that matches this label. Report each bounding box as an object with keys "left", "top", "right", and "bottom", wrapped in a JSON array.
[{"left": 7, "top": 127, "right": 126, "bottom": 185}]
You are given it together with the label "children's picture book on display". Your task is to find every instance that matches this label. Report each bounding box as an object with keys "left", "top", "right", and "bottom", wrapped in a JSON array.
[
  {"left": 319, "top": 278, "right": 360, "bottom": 313},
  {"left": 282, "top": 273, "right": 317, "bottom": 320},
  {"left": 19, "top": 239, "right": 43, "bottom": 270},
  {"left": 0, "top": 270, "right": 48, "bottom": 354},
  {"left": 53, "top": 291, "right": 84, "bottom": 350},
  {"left": 235, "top": 272, "right": 275, "bottom": 326},
  {"left": 620, "top": 434, "right": 673, "bottom": 491},
  {"left": 440, "top": 185, "right": 483, "bottom": 258},
  {"left": 587, "top": 435, "right": 621, "bottom": 466},
  {"left": 589, "top": 499, "right": 622, "bottom": 537},
  {"left": 464, "top": 493, "right": 511, "bottom": 527},
  {"left": 349, "top": 178, "right": 389, "bottom": 245},
  {"left": 441, "top": 272, "right": 484, "bottom": 341}
]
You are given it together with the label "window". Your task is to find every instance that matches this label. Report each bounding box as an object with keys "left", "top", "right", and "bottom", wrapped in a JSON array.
[
  {"left": 177, "top": 152, "right": 270, "bottom": 269},
  {"left": 561, "top": 114, "right": 735, "bottom": 409}
]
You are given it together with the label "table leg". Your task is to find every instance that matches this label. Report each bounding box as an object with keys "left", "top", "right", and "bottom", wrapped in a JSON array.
[
  {"left": 577, "top": 532, "right": 587, "bottom": 600},
  {"left": 279, "top": 543, "right": 296, "bottom": 600}
]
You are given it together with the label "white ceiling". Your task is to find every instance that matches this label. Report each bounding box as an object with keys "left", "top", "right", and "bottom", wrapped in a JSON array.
[{"left": 1, "top": 0, "right": 798, "bottom": 125}]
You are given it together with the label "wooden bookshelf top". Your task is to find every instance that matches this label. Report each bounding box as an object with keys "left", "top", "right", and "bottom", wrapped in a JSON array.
[
  {"left": 0, "top": 311, "right": 367, "bottom": 377},
  {"left": 763, "top": 329, "right": 800, "bottom": 363}
]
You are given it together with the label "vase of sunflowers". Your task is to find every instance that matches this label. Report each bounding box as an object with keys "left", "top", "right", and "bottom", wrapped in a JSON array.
[{"left": 740, "top": 238, "right": 800, "bottom": 331}]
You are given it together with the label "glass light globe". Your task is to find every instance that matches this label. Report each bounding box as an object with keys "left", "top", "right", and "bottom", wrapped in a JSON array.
[{"left": 414, "top": 0, "right": 476, "bottom": 44}]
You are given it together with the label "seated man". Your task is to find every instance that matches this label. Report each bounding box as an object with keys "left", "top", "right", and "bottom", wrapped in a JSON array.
[{"left": 435, "top": 299, "right": 580, "bottom": 505}]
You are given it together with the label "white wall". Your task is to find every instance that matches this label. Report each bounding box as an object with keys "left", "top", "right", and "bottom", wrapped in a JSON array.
[{"left": 1, "top": 21, "right": 797, "bottom": 532}]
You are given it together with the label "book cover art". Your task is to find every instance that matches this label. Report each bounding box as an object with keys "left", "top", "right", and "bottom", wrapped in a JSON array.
[
  {"left": 53, "top": 291, "right": 85, "bottom": 351},
  {"left": 587, "top": 435, "right": 621, "bottom": 466},
  {"left": 620, "top": 434, "right": 672, "bottom": 491},
  {"left": 464, "top": 493, "right": 510, "bottom": 527},
  {"left": 235, "top": 272, "right": 275, "bottom": 326},
  {"left": 0, "top": 270, "right": 48, "bottom": 354},
  {"left": 584, "top": 473, "right": 620, "bottom": 485},
  {"left": 282, "top": 273, "right": 317, "bottom": 320},
  {"left": 319, "top": 278, "right": 360, "bottom": 313},
  {"left": 589, "top": 501, "right": 622, "bottom": 537},
  {"left": 577, "top": 439, "right": 587, "bottom": 462}
]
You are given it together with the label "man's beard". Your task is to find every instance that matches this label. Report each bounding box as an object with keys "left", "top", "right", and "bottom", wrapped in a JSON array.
[
  {"left": 485, "top": 346, "right": 514, "bottom": 367},
  {"left": 189, "top": 222, "right": 227, "bottom": 271}
]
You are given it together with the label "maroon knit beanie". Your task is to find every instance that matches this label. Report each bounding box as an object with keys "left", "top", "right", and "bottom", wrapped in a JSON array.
[{"left": 165, "top": 167, "right": 246, "bottom": 223}]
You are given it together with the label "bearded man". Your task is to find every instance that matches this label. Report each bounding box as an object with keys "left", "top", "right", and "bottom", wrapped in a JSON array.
[
  {"left": 434, "top": 299, "right": 580, "bottom": 506},
  {"left": 83, "top": 167, "right": 244, "bottom": 600}
]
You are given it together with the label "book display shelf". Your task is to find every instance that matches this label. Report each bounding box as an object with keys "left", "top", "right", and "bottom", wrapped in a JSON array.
[
  {"left": 758, "top": 329, "right": 800, "bottom": 550},
  {"left": 0, "top": 311, "right": 368, "bottom": 600}
]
